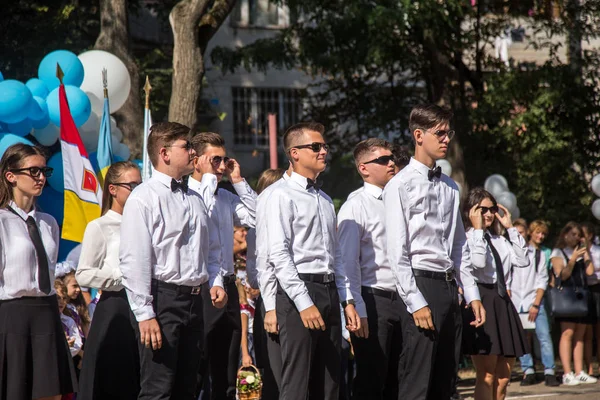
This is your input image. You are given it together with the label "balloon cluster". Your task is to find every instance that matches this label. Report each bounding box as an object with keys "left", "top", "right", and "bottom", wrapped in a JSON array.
[
  {"left": 591, "top": 175, "right": 600, "bottom": 220},
  {"left": 484, "top": 174, "right": 520, "bottom": 220}
]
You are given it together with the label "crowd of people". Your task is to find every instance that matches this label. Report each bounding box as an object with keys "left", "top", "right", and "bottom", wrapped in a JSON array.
[{"left": 1, "top": 103, "right": 600, "bottom": 400}]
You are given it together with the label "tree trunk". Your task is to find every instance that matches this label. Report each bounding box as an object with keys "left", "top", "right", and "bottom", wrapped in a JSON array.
[
  {"left": 566, "top": 0, "right": 583, "bottom": 79},
  {"left": 94, "top": 0, "right": 142, "bottom": 158}
]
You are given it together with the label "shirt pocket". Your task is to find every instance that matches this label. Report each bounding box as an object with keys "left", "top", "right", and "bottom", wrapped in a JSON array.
[{"left": 404, "top": 182, "right": 427, "bottom": 217}]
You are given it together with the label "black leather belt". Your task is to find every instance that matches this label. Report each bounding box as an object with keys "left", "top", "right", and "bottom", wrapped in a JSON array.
[
  {"left": 298, "top": 273, "right": 336, "bottom": 284},
  {"left": 153, "top": 279, "right": 203, "bottom": 295},
  {"left": 361, "top": 286, "right": 398, "bottom": 301},
  {"left": 223, "top": 274, "right": 237, "bottom": 285},
  {"left": 412, "top": 269, "right": 455, "bottom": 282}
]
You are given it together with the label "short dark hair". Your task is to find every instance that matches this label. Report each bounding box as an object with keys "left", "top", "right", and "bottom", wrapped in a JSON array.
[
  {"left": 353, "top": 138, "right": 392, "bottom": 166},
  {"left": 392, "top": 144, "right": 410, "bottom": 168},
  {"left": 190, "top": 132, "right": 226, "bottom": 155},
  {"left": 409, "top": 104, "right": 453, "bottom": 137},
  {"left": 282, "top": 122, "right": 325, "bottom": 152},
  {"left": 147, "top": 122, "right": 191, "bottom": 167}
]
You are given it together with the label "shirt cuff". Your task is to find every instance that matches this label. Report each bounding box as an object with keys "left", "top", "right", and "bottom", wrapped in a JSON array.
[
  {"left": 133, "top": 306, "right": 156, "bottom": 322},
  {"left": 355, "top": 299, "right": 367, "bottom": 319},
  {"left": 210, "top": 273, "right": 224, "bottom": 289},
  {"left": 293, "top": 292, "right": 315, "bottom": 312},
  {"left": 463, "top": 285, "right": 481, "bottom": 304},
  {"left": 263, "top": 294, "right": 276, "bottom": 312},
  {"left": 472, "top": 229, "right": 484, "bottom": 240},
  {"left": 506, "top": 227, "right": 520, "bottom": 241},
  {"left": 232, "top": 179, "right": 252, "bottom": 196},
  {"left": 404, "top": 292, "right": 428, "bottom": 314}
]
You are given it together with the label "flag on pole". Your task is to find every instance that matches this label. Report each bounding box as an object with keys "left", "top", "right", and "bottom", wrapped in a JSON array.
[
  {"left": 57, "top": 64, "right": 102, "bottom": 242},
  {"left": 96, "top": 68, "right": 113, "bottom": 185},
  {"left": 141, "top": 76, "right": 153, "bottom": 181}
]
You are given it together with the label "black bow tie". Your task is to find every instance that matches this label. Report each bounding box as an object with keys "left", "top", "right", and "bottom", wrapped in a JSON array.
[
  {"left": 428, "top": 166, "right": 442, "bottom": 181},
  {"left": 306, "top": 178, "right": 323, "bottom": 191},
  {"left": 171, "top": 178, "right": 188, "bottom": 193}
]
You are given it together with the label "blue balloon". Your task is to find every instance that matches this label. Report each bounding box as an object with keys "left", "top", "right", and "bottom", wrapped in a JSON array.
[
  {"left": 46, "top": 152, "right": 64, "bottom": 193},
  {"left": 0, "top": 71, "right": 3, "bottom": 82},
  {"left": 0, "top": 123, "right": 7, "bottom": 133},
  {"left": 37, "top": 185, "right": 64, "bottom": 223},
  {"left": 26, "top": 78, "right": 49, "bottom": 98},
  {"left": 0, "top": 133, "right": 34, "bottom": 159},
  {"left": 132, "top": 159, "right": 143, "bottom": 170},
  {"left": 30, "top": 97, "right": 50, "bottom": 129},
  {"left": 47, "top": 85, "right": 91, "bottom": 127},
  {"left": 0, "top": 80, "right": 34, "bottom": 124},
  {"left": 38, "top": 50, "right": 84, "bottom": 91},
  {"left": 6, "top": 119, "right": 33, "bottom": 137}
]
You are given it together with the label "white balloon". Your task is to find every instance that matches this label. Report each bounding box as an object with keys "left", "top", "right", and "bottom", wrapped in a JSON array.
[
  {"left": 79, "top": 111, "right": 101, "bottom": 153},
  {"left": 484, "top": 174, "right": 509, "bottom": 198},
  {"left": 33, "top": 123, "right": 60, "bottom": 146},
  {"left": 593, "top": 199, "right": 600, "bottom": 221},
  {"left": 111, "top": 135, "right": 120, "bottom": 150},
  {"left": 511, "top": 206, "right": 521, "bottom": 221},
  {"left": 115, "top": 142, "right": 131, "bottom": 160},
  {"left": 78, "top": 50, "right": 131, "bottom": 115},
  {"left": 497, "top": 191, "right": 517, "bottom": 211},
  {"left": 112, "top": 126, "right": 123, "bottom": 142},
  {"left": 592, "top": 175, "right": 600, "bottom": 197},
  {"left": 437, "top": 159, "right": 452, "bottom": 177}
]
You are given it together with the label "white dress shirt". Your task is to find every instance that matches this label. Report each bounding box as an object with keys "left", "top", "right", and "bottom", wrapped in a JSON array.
[
  {"left": 188, "top": 174, "right": 257, "bottom": 276},
  {"left": 119, "top": 170, "right": 223, "bottom": 322},
  {"left": 509, "top": 244, "right": 547, "bottom": 312},
  {"left": 586, "top": 245, "right": 600, "bottom": 285},
  {"left": 0, "top": 201, "right": 59, "bottom": 300},
  {"left": 259, "top": 172, "right": 352, "bottom": 312},
  {"left": 383, "top": 158, "right": 480, "bottom": 313},
  {"left": 76, "top": 210, "right": 124, "bottom": 291},
  {"left": 337, "top": 182, "right": 395, "bottom": 318},
  {"left": 254, "top": 176, "right": 289, "bottom": 312}
]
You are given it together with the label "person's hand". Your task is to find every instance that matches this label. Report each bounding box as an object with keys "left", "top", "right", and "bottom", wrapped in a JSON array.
[
  {"left": 469, "top": 205, "right": 483, "bottom": 230},
  {"left": 299, "top": 305, "right": 326, "bottom": 330},
  {"left": 570, "top": 246, "right": 587, "bottom": 262},
  {"left": 67, "top": 337, "right": 75, "bottom": 347},
  {"left": 528, "top": 305, "right": 540, "bottom": 322},
  {"left": 139, "top": 318, "right": 162, "bottom": 350},
  {"left": 242, "top": 353, "right": 253, "bottom": 367},
  {"left": 244, "top": 286, "right": 260, "bottom": 300},
  {"left": 344, "top": 304, "right": 360, "bottom": 332},
  {"left": 194, "top": 154, "right": 215, "bottom": 175},
  {"left": 355, "top": 317, "right": 369, "bottom": 338},
  {"left": 412, "top": 306, "right": 435, "bottom": 330},
  {"left": 469, "top": 300, "right": 486, "bottom": 328},
  {"left": 210, "top": 286, "right": 228, "bottom": 308},
  {"left": 225, "top": 159, "right": 243, "bottom": 183},
  {"left": 495, "top": 204, "right": 513, "bottom": 229},
  {"left": 264, "top": 310, "right": 279, "bottom": 334}
]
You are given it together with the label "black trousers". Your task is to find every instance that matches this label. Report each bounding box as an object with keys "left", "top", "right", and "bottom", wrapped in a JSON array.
[
  {"left": 137, "top": 282, "right": 204, "bottom": 400},
  {"left": 351, "top": 288, "right": 403, "bottom": 400},
  {"left": 277, "top": 281, "right": 341, "bottom": 400},
  {"left": 253, "top": 296, "right": 282, "bottom": 400},
  {"left": 200, "top": 279, "right": 241, "bottom": 400},
  {"left": 397, "top": 275, "right": 462, "bottom": 400}
]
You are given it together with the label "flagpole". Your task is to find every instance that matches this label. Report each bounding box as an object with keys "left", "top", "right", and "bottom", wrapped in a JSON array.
[
  {"left": 56, "top": 63, "right": 64, "bottom": 84},
  {"left": 142, "top": 76, "right": 153, "bottom": 181}
]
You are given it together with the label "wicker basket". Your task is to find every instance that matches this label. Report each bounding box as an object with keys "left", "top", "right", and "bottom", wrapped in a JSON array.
[{"left": 236, "top": 364, "right": 262, "bottom": 400}]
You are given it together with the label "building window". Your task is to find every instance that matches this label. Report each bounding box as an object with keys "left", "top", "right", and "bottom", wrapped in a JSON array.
[
  {"left": 232, "top": 87, "right": 303, "bottom": 147},
  {"left": 231, "top": 0, "right": 291, "bottom": 28}
]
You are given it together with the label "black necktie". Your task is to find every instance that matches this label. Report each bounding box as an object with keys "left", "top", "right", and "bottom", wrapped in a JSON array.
[
  {"left": 485, "top": 233, "right": 507, "bottom": 298},
  {"left": 8, "top": 208, "right": 51, "bottom": 294},
  {"left": 306, "top": 178, "right": 323, "bottom": 191},
  {"left": 428, "top": 166, "right": 442, "bottom": 181},
  {"left": 534, "top": 248, "right": 541, "bottom": 273},
  {"left": 171, "top": 178, "right": 188, "bottom": 193}
]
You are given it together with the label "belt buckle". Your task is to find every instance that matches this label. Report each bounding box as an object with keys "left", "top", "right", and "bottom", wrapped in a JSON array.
[
  {"left": 445, "top": 271, "right": 454, "bottom": 282},
  {"left": 325, "top": 274, "right": 335, "bottom": 284},
  {"left": 191, "top": 286, "right": 201, "bottom": 295}
]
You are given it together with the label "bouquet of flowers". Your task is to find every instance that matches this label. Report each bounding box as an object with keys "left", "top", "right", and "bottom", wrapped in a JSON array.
[{"left": 236, "top": 365, "right": 262, "bottom": 400}]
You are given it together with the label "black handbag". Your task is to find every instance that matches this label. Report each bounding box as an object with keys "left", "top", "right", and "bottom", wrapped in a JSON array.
[{"left": 547, "top": 251, "right": 589, "bottom": 318}]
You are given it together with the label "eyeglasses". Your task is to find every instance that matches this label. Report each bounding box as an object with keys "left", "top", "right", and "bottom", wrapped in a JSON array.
[
  {"left": 211, "top": 156, "right": 231, "bottom": 167},
  {"left": 478, "top": 205, "right": 498, "bottom": 215},
  {"left": 289, "top": 142, "right": 330, "bottom": 153},
  {"left": 9, "top": 166, "right": 54, "bottom": 178},
  {"left": 113, "top": 181, "right": 142, "bottom": 191},
  {"left": 429, "top": 129, "right": 455, "bottom": 141},
  {"left": 363, "top": 155, "right": 395, "bottom": 166},
  {"left": 166, "top": 140, "right": 193, "bottom": 151}
]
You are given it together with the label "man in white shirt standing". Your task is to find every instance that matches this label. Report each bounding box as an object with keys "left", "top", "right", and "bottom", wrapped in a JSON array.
[
  {"left": 383, "top": 104, "right": 486, "bottom": 400},
  {"left": 258, "top": 122, "right": 360, "bottom": 399},
  {"left": 337, "top": 138, "right": 401, "bottom": 399},
  {"left": 120, "top": 122, "right": 227, "bottom": 400},
  {"left": 187, "top": 132, "right": 257, "bottom": 400}
]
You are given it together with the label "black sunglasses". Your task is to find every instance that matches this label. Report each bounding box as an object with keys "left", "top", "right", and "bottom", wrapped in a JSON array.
[
  {"left": 290, "top": 142, "right": 330, "bottom": 153},
  {"left": 10, "top": 166, "right": 54, "bottom": 178},
  {"left": 478, "top": 205, "right": 498, "bottom": 215},
  {"left": 431, "top": 129, "right": 455, "bottom": 140},
  {"left": 113, "top": 181, "right": 142, "bottom": 191},
  {"left": 166, "top": 140, "right": 193, "bottom": 151},
  {"left": 211, "top": 156, "right": 231, "bottom": 166},
  {"left": 363, "top": 155, "right": 395, "bottom": 166}
]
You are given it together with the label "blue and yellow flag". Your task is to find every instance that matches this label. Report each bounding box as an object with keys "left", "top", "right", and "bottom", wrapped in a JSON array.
[{"left": 96, "top": 94, "right": 113, "bottom": 184}]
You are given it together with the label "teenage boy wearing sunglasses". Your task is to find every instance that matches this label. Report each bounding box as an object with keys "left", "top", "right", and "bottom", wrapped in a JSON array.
[
  {"left": 187, "top": 132, "right": 258, "bottom": 400},
  {"left": 336, "top": 138, "right": 403, "bottom": 399}
]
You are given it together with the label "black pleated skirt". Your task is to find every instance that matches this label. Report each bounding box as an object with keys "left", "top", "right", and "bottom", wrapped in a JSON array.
[
  {"left": 462, "top": 283, "right": 530, "bottom": 358},
  {"left": 0, "top": 295, "right": 77, "bottom": 400},
  {"left": 77, "top": 289, "right": 140, "bottom": 400}
]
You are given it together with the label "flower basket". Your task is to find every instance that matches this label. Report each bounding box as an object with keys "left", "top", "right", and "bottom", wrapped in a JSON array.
[{"left": 236, "top": 364, "right": 262, "bottom": 400}]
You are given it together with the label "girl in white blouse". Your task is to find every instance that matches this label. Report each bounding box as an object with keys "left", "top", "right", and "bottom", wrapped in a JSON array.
[
  {"left": 0, "top": 143, "right": 77, "bottom": 400},
  {"left": 76, "top": 161, "right": 142, "bottom": 400}
]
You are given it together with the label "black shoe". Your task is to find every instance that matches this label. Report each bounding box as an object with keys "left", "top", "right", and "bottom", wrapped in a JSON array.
[
  {"left": 521, "top": 373, "right": 536, "bottom": 386},
  {"left": 545, "top": 374, "right": 560, "bottom": 387}
]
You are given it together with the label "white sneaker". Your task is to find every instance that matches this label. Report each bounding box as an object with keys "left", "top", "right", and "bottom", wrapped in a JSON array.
[
  {"left": 575, "top": 371, "right": 598, "bottom": 384},
  {"left": 563, "top": 372, "right": 581, "bottom": 386}
]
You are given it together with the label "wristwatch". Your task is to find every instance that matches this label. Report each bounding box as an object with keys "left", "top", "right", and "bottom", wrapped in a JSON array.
[
  {"left": 531, "top": 304, "right": 540, "bottom": 309},
  {"left": 341, "top": 300, "right": 355, "bottom": 308}
]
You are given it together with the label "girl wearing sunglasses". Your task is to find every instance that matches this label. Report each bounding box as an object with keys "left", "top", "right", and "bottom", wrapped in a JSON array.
[
  {"left": 76, "top": 161, "right": 142, "bottom": 400},
  {"left": 462, "top": 187, "right": 530, "bottom": 400}
]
